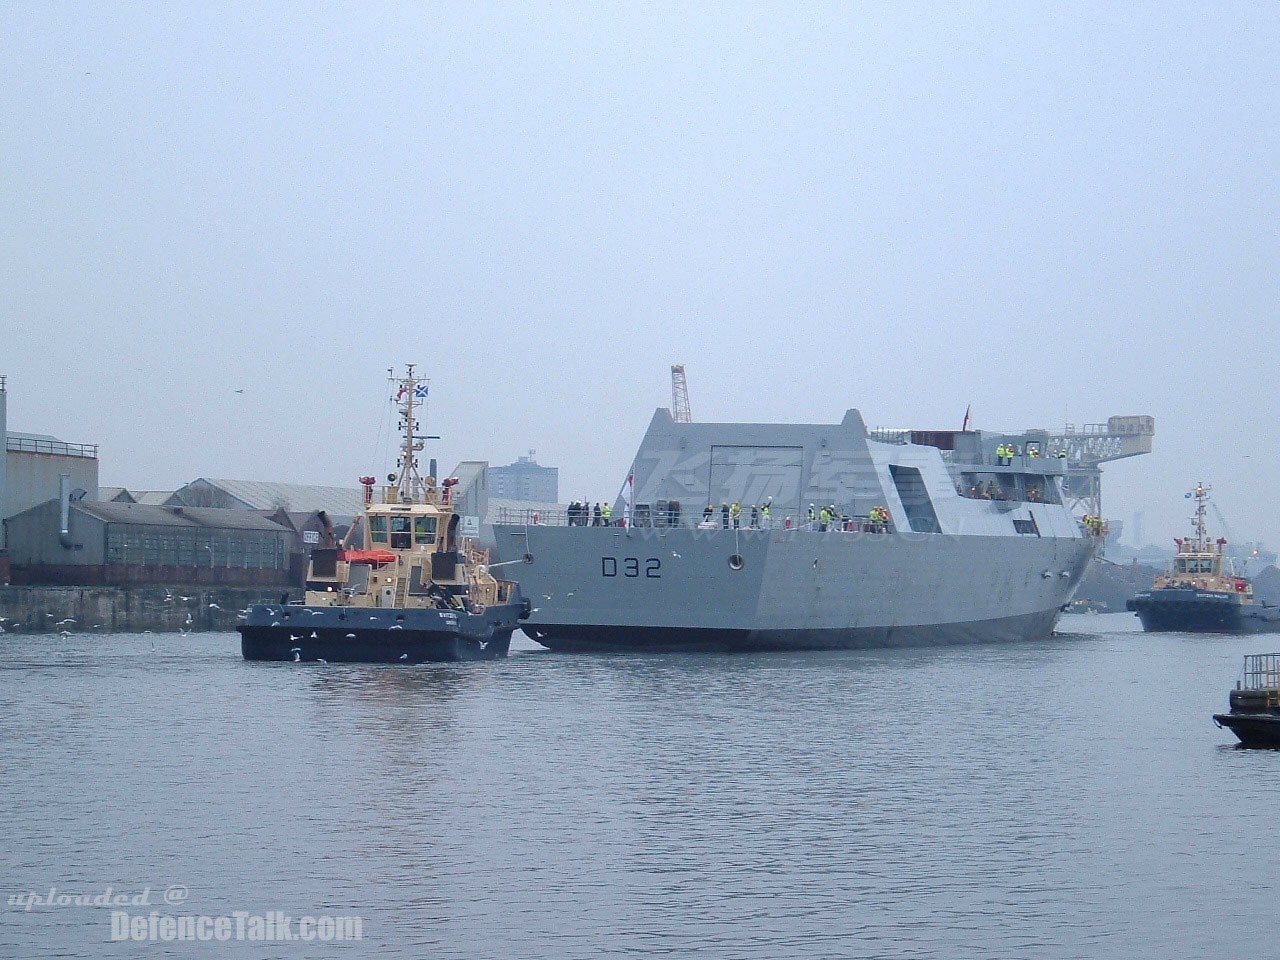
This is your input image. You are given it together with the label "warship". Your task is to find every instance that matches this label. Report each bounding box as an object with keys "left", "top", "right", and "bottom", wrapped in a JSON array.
[
  {"left": 239, "top": 365, "right": 528, "bottom": 663},
  {"left": 494, "top": 408, "right": 1102, "bottom": 652},
  {"left": 1126, "top": 483, "right": 1280, "bottom": 633}
]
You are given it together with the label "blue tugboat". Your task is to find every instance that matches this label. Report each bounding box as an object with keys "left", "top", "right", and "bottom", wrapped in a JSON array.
[
  {"left": 1214, "top": 653, "right": 1280, "bottom": 748},
  {"left": 238, "top": 365, "right": 529, "bottom": 663},
  {"left": 1127, "top": 483, "right": 1280, "bottom": 633}
]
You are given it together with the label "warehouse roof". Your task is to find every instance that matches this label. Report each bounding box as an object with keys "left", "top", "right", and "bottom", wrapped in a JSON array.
[
  {"left": 100, "top": 487, "right": 175, "bottom": 505},
  {"left": 72, "top": 501, "right": 288, "bottom": 532},
  {"left": 171, "top": 478, "right": 363, "bottom": 519}
]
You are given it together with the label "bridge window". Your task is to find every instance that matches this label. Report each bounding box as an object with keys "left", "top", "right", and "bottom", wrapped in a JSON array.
[
  {"left": 889, "top": 465, "right": 940, "bottom": 533},
  {"left": 369, "top": 515, "right": 388, "bottom": 544},
  {"left": 390, "top": 516, "right": 412, "bottom": 549}
]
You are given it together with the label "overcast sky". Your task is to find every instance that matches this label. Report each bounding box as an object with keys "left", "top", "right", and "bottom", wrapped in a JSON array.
[{"left": 2, "top": 2, "right": 1276, "bottom": 548}]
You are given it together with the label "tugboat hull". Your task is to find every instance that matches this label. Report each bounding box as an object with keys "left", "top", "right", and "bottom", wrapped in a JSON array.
[
  {"left": 237, "top": 603, "right": 525, "bottom": 663},
  {"left": 1213, "top": 712, "right": 1280, "bottom": 748},
  {"left": 1126, "top": 589, "right": 1280, "bottom": 633}
]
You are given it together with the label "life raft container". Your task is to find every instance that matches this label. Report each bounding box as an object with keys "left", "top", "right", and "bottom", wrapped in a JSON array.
[{"left": 340, "top": 549, "right": 397, "bottom": 567}]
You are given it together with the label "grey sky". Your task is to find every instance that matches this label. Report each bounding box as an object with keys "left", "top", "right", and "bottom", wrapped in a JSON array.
[{"left": 2, "top": 3, "right": 1276, "bottom": 547}]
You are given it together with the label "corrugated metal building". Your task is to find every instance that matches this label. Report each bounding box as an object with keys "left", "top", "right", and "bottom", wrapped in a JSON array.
[{"left": 4, "top": 500, "right": 290, "bottom": 587}]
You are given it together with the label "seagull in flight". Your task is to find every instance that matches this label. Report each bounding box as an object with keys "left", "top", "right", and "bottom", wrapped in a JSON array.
[{"left": 234, "top": 389, "right": 245, "bottom": 394}]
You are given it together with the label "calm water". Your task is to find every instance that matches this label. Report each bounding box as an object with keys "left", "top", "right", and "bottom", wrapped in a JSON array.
[{"left": 3, "top": 613, "right": 1277, "bottom": 959}]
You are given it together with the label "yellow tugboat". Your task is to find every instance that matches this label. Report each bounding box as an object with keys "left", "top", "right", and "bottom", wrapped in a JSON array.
[
  {"left": 1127, "top": 483, "right": 1280, "bottom": 633},
  {"left": 239, "top": 365, "right": 529, "bottom": 663}
]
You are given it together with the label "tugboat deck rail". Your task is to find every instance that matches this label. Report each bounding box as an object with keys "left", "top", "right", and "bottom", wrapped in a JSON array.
[{"left": 1239, "top": 652, "right": 1280, "bottom": 698}]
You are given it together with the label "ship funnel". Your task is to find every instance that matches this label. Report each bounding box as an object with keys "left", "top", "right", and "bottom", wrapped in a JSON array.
[{"left": 59, "top": 473, "right": 74, "bottom": 548}]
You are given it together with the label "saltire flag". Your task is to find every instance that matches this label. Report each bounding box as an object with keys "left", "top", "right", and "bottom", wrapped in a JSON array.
[
  {"left": 415, "top": 384, "right": 429, "bottom": 399},
  {"left": 621, "top": 472, "right": 634, "bottom": 527}
]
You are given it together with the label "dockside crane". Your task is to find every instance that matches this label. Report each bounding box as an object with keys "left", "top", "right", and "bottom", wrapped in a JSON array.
[
  {"left": 671, "top": 364, "right": 692, "bottom": 423},
  {"left": 1044, "top": 416, "right": 1155, "bottom": 522}
]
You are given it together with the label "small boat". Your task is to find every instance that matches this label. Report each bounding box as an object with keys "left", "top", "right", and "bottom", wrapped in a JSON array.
[
  {"left": 1213, "top": 653, "right": 1280, "bottom": 748},
  {"left": 238, "top": 365, "right": 529, "bottom": 663},
  {"left": 1126, "top": 483, "right": 1280, "bottom": 633}
]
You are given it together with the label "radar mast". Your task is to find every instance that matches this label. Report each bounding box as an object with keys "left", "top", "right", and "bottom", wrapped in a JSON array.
[{"left": 390, "top": 364, "right": 431, "bottom": 503}]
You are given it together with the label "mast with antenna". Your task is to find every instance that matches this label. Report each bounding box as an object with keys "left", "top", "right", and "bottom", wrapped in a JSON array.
[{"left": 389, "top": 364, "right": 433, "bottom": 503}]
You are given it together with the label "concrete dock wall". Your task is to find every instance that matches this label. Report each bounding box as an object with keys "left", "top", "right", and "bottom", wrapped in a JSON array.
[{"left": 0, "top": 585, "right": 291, "bottom": 634}]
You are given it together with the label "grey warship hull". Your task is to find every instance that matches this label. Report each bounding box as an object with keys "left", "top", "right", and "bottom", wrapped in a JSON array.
[
  {"left": 508, "top": 526, "right": 1090, "bottom": 652},
  {"left": 495, "top": 407, "right": 1100, "bottom": 653}
]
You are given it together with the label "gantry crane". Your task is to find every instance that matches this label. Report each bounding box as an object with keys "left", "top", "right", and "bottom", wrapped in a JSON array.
[{"left": 1044, "top": 416, "right": 1155, "bottom": 520}]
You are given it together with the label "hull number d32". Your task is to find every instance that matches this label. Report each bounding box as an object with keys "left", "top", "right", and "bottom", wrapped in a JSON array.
[{"left": 602, "top": 557, "right": 662, "bottom": 578}]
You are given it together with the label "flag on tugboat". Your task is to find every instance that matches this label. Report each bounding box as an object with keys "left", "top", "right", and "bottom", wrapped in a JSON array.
[{"left": 415, "top": 383, "right": 429, "bottom": 399}]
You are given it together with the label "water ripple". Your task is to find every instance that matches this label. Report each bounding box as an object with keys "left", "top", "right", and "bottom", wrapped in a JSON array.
[{"left": 2, "top": 615, "right": 1276, "bottom": 958}]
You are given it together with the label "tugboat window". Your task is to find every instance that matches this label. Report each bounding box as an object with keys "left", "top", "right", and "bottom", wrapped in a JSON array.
[
  {"left": 369, "top": 515, "right": 388, "bottom": 544},
  {"left": 390, "top": 516, "right": 412, "bottom": 549},
  {"left": 414, "top": 516, "right": 438, "bottom": 543}
]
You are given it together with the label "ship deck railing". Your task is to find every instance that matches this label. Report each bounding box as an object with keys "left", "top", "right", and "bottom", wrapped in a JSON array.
[
  {"left": 1240, "top": 653, "right": 1280, "bottom": 695},
  {"left": 492, "top": 507, "right": 893, "bottom": 534}
]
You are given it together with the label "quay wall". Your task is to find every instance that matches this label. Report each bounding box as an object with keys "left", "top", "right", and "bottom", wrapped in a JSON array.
[{"left": 0, "top": 585, "right": 290, "bottom": 634}]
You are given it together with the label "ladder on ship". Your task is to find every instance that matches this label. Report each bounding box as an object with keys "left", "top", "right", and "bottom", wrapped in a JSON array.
[{"left": 394, "top": 571, "right": 410, "bottom": 607}]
